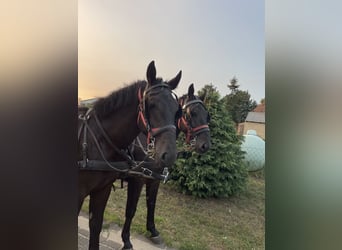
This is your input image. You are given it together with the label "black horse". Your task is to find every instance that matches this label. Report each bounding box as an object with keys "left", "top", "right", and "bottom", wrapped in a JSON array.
[
  {"left": 78, "top": 61, "right": 182, "bottom": 250},
  {"left": 120, "top": 84, "right": 211, "bottom": 250}
]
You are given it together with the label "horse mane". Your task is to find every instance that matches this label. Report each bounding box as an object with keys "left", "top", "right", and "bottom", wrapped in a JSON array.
[
  {"left": 179, "top": 93, "right": 197, "bottom": 103},
  {"left": 93, "top": 80, "right": 147, "bottom": 119},
  {"left": 179, "top": 94, "right": 187, "bottom": 100}
]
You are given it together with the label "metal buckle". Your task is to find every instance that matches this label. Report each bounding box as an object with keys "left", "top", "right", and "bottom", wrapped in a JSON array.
[
  {"left": 78, "top": 114, "right": 91, "bottom": 121},
  {"left": 190, "top": 137, "right": 196, "bottom": 147},
  {"left": 142, "top": 167, "right": 153, "bottom": 176},
  {"left": 147, "top": 137, "right": 155, "bottom": 158},
  {"left": 162, "top": 167, "right": 169, "bottom": 183},
  {"left": 81, "top": 158, "right": 88, "bottom": 168}
]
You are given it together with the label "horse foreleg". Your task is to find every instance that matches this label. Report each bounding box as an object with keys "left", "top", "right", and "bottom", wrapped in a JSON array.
[
  {"left": 88, "top": 184, "right": 112, "bottom": 250},
  {"left": 121, "top": 178, "right": 143, "bottom": 250},
  {"left": 78, "top": 192, "right": 86, "bottom": 215},
  {"left": 146, "top": 180, "right": 162, "bottom": 243}
]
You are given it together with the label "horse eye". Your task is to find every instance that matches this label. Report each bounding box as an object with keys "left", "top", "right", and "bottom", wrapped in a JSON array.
[
  {"left": 207, "top": 114, "right": 211, "bottom": 122},
  {"left": 190, "top": 110, "right": 196, "bottom": 117}
]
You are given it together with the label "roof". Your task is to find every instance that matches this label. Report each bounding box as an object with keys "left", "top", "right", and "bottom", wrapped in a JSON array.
[
  {"left": 253, "top": 103, "right": 265, "bottom": 112},
  {"left": 245, "top": 112, "right": 265, "bottom": 123}
]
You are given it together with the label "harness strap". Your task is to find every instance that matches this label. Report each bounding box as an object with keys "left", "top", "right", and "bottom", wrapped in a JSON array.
[
  {"left": 78, "top": 120, "right": 85, "bottom": 143},
  {"left": 135, "top": 136, "right": 148, "bottom": 155},
  {"left": 129, "top": 136, "right": 170, "bottom": 182},
  {"left": 77, "top": 160, "right": 168, "bottom": 182},
  {"left": 151, "top": 125, "right": 176, "bottom": 137},
  {"left": 128, "top": 168, "right": 168, "bottom": 182},
  {"left": 192, "top": 124, "right": 210, "bottom": 133},
  {"left": 177, "top": 116, "right": 185, "bottom": 132},
  {"left": 78, "top": 121, "right": 86, "bottom": 166},
  {"left": 144, "top": 83, "right": 170, "bottom": 95},
  {"left": 78, "top": 108, "right": 93, "bottom": 168},
  {"left": 182, "top": 99, "right": 205, "bottom": 109},
  {"left": 137, "top": 110, "right": 148, "bottom": 129},
  {"left": 83, "top": 120, "right": 131, "bottom": 172},
  {"left": 82, "top": 122, "right": 88, "bottom": 168},
  {"left": 93, "top": 110, "right": 136, "bottom": 166}
]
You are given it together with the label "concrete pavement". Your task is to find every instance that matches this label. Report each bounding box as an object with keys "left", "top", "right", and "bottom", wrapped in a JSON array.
[{"left": 78, "top": 215, "right": 176, "bottom": 250}]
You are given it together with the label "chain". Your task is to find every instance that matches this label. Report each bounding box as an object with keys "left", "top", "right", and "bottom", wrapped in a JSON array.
[{"left": 147, "top": 137, "right": 156, "bottom": 159}]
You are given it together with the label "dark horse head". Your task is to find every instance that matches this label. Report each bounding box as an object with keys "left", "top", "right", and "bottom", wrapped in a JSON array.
[
  {"left": 178, "top": 83, "right": 211, "bottom": 154},
  {"left": 136, "top": 61, "right": 182, "bottom": 167},
  {"left": 84, "top": 61, "right": 182, "bottom": 169}
]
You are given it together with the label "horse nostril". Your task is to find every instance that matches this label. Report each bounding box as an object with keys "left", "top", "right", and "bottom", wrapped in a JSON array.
[
  {"left": 161, "top": 152, "right": 168, "bottom": 161},
  {"left": 201, "top": 143, "right": 208, "bottom": 151},
  {"left": 161, "top": 151, "right": 177, "bottom": 166}
]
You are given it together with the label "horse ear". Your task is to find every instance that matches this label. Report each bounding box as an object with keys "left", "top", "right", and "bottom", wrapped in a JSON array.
[
  {"left": 168, "top": 70, "right": 182, "bottom": 90},
  {"left": 188, "top": 83, "right": 195, "bottom": 97},
  {"left": 146, "top": 61, "right": 156, "bottom": 85},
  {"left": 199, "top": 89, "right": 207, "bottom": 102}
]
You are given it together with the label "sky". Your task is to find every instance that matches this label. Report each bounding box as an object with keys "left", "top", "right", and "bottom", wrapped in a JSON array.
[{"left": 78, "top": 0, "right": 264, "bottom": 102}]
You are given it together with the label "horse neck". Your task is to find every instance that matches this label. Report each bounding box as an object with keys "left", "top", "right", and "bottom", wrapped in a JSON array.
[{"left": 99, "top": 99, "right": 140, "bottom": 150}]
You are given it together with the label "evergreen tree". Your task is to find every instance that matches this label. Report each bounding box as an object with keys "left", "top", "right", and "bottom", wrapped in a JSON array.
[
  {"left": 227, "top": 76, "right": 239, "bottom": 93},
  {"left": 171, "top": 84, "right": 248, "bottom": 198},
  {"left": 223, "top": 90, "right": 257, "bottom": 126},
  {"left": 224, "top": 77, "right": 257, "bottom": 126}
]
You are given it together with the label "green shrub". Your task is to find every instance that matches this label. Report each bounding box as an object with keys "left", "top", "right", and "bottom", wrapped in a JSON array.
[{"left": 171, "top": 84, "right": 248, "bottom": 198}]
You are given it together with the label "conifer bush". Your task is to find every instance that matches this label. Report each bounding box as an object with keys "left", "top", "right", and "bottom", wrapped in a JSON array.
[{"left": 171, "top": 84, "right": 248, "bottom": 198}]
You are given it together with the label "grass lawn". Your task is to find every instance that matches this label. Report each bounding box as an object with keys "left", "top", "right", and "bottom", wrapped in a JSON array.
[{"left": 81, "top": 171, "right": 265, "bottom": 250}]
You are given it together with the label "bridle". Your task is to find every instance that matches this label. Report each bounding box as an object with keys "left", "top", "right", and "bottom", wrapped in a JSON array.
[
  {"left": 177, "top": 97, "right": 210, "bottom": 146},
  {"left": 137, "top": 83, "right": 179, "bottom": 158}
]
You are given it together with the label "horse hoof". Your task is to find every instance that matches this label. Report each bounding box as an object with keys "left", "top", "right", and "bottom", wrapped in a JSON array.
[
  {"left": 150, "top": 235, "right": 163, "bottom": 245},
  {"left": 121, "top": 244, "right": 133, "bottom": 250}
]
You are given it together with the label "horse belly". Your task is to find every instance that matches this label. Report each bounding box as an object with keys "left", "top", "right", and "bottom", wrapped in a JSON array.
[{"left": 79, "top": 171, "right": 119, "bottom": 195}]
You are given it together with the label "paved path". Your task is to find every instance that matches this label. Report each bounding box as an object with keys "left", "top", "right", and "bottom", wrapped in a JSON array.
[{"left": 78, "top": 215, "right": 176, "bottom": 250}]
